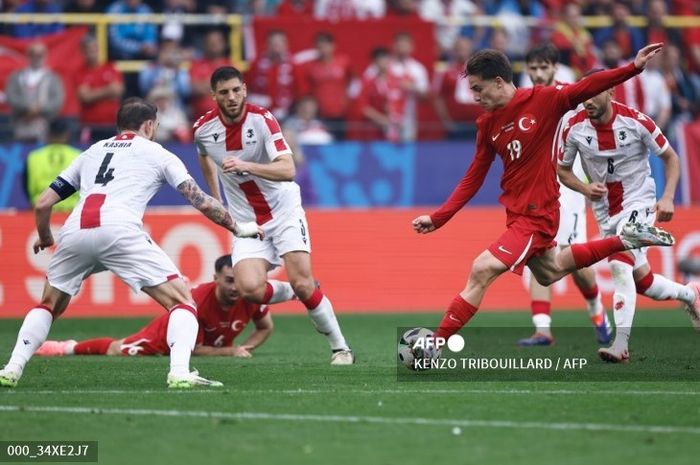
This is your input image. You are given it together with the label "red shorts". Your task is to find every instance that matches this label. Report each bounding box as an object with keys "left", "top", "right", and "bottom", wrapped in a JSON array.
[
  {"left": 488, "top": 210, "right": 559, "bottom": 275},
  {"left": 119, "top": 315, "right": 170, "bottom": 356}
]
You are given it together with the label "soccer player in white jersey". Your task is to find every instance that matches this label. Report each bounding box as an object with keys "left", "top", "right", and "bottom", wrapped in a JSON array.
[
  {"left": 518, "top": 43, "right": 611, "bottom": 347},
  {"left": 558, "top": 77, "right": 700, "bottom": 362},
  {"left": 0, "top": 98, "right": 263, "bottom": 389},
  {"left": 193, "top": 66, "right": 354, "bottom": 365}
]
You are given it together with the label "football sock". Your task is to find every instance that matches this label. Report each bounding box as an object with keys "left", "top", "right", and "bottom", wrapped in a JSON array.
[
  {"left": 434, "top": 295, "right": 478, "bottom": 341},
  {"left": 166, "top": 304, "right": 198, "bottom": 377},
  {"left": 265, "top": 280, "right": 296, "bottom": 304},
  {"left": 610, "top": 260, "right": 636, "bottom": 350},
  {"left": 577, "top": 283, "right": 604, "bottom": 317},
  {"left": 73, "top": 338, "right": 113, "bottom": 355},
  {"left": 635, "top": 270, "right": 695, "bottom": 305},
  {"left": 303, "top": 289, "right": 349, "bottom": 351},
  {"left": 570, "top": 237, "right": 625, "bottom": 269},
  {"left": 5, "top": 306, "right": 53, "bottom": 375},
  {"left": 531, "top": 300, "right": 552, "bottom": 337}
]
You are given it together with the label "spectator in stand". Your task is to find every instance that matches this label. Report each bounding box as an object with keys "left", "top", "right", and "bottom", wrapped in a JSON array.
[
  {"left": 25, "top": 119, "right": 81, "bottom": 212},
  {"left": 138, "top": 40, "right": 191, "bottom": 111},
  {"left": 601, "top": 39, "right": 645, "bottom": 111},
  {"left": 6, "top": 42, "right": 64, "bottom": 143},
  {"left": 432, "top": 36, "right": 483, "bottom": 139},
  {"left": 147, "top": 85, "right": 191, "bottom": 143},
  {"left": 76, "top": 34, "right": 124, "bottom": 143},
  {"left": 355, "top": 47, "right": 406, "bottom": 142},
  {"left": 593, "top": 1, "right": 644, "bottom": 60},
  {"left": 231, "top": 0, "right": 278, "bottom": 16},
  {"left": 246, "top": 30, "right": 296, "bottom": 120},
  {"left": 551, "top": 1, "right": 597, "bottom": 76},
  {"left": 107, "top": 0, "right": 158, "bottom": 60},
  {"left": 419, "top": 0, "right": 479, "bottom": 59},
  {"left": 276, "top": 0, "right": 313, "bottom": 16},
  {"left": 640, "top": 56, "right": 672, "bottom": 133},
  {"left": 364, "top": 31, "right": 428, "bottom": 142},
  {"left": 160, "top": 0, "right": 198, "bottom": 50},
  {"left": 314, "top": 0, "right": 385, "bottom": 20},
  {"left": 64, "top": 0, "right": 105, "bottom": 14},
  {"left": 660, "top": 44, "right": 700, "bottom": 138},
  {"left": 190, "top": 29, "right": 232, "bottom": 119},
  {"left": 644, "top": 0, "right": 682, "bottom": 48},
  {"left": 283, "top": 95, "right": 333, "bottom": 146},
  {"left": 12, "top": 0, "right": 64, "bottom": 39},
  {"left": 673, "top": 0, "right": 700, "bottom": 76},
  {"left": 297, "top": 32, "right": 354, "bottom": 139},
  {"left": 386, "top": 0, "right": 420, "bottom": 18}
]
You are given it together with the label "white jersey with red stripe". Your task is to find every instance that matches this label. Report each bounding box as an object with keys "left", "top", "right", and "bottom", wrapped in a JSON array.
[
  {"left": 58, "top": 133, "right": 191, "bottom": 232},
  {"left": 193, "top": 104, "right": 298, "bottom": 225},
  {"left": 559, "top": 101, "right": 669, "bottom": 225}
]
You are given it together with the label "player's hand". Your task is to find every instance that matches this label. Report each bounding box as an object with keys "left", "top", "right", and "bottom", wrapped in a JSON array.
[
  {"left": 634, "top": 43, "right": 663, "bottom": 69},
  {"left": 232, "top": 346, "right": 252, "bottom": 358},
  {"left": 585, "top": 182, "right": 607, "bottom": 201},
  {"left": 222, "top": 156, "right": 250, "bottom": 175},
  {"left": 412, "top": 215, "right": 437, "bottom": 234},
  {"left": 234, "top": 221, "right": 265, "bottom": 240},
  {"left": 33, "top": 235, "right": 54, "bottom": 254},
  {"left": 655, "top": 196, "right": 674, "bottom": 222}
]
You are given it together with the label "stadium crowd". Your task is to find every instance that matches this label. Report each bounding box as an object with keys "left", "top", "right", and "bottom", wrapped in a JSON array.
[{"left": 1, "top": 0, "right": 699, "bottom": 145}]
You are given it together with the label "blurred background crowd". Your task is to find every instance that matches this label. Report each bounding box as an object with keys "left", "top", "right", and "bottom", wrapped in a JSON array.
[{"left": 0, "top": 0, "right": 698, "bottom": 148}]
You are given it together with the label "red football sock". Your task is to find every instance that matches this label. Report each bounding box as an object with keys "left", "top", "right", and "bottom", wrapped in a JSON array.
[
  {"left": 570, "top": 237, "right": 625, "bottom": 268},
  {"left": 635, "top": 270, "right": 654, "bottom": 294},
  {"left": 531, "top": 300, "right": 551, "bottom": 316},
  {"left": 262, "top": 282, "right": 274, "bottom": 304},
  {"left": 434, "top": 295, "right": 478, "bottom": 340},
  {"left": 577, "top": 283, "right": 599, "bottom": 301},
  {"left": 74, "top": 338, "right": 114, "bottom": 355}
]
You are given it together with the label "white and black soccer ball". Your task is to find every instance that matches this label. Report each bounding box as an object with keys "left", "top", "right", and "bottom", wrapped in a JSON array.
[{"left": 397, "top": 327, "right": 441, "bottom": 371}]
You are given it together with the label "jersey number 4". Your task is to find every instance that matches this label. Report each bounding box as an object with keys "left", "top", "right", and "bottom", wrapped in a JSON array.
[{"left": 95, "top": 152, "right": 116, "bottom": 185}]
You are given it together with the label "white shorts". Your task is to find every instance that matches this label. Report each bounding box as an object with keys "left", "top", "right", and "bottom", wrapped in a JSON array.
[
  {"left": 599, "top": 206, "right": 656, "bottom": 269},
  {"left": 48, "top": 225, "right": 181, "bottom": 295},
  {"left": 556, "top": 185, "right": 587, "bottom": 246},
  {"left": 231, "top": 206, "right": 311, "bottom": 269}
]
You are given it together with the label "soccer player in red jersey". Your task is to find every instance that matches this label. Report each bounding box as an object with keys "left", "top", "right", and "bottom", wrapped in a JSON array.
[
  {"left": 35, "top": 256, "right": 293, "bottom": 358},
  {"left": 412, "top": 44, "right": 675, "bottom": 348}
]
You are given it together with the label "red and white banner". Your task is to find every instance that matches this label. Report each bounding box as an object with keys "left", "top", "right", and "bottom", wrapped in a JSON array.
[
  {"left": 679, "top": 120, "right": 700, "bottom": 205},
  {"left": 1, "top": 208, "right": 699, "bottom": 317}
]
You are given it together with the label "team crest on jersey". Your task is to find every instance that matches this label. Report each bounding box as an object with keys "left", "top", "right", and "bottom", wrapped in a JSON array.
[
  {"left": 618, "top": 130, "right": 627, "bottom": 141},
  {"left": 246, "top": 128, "right": 254, "bottom": 138},
  {"left": 245, "top": 128, "right": 257, "bottom": 146},
  {"left": 518, "top": 114, "right": 536, "bottom": 133}
]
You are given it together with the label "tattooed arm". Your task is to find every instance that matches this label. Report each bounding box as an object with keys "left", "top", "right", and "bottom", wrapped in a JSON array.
[{"left": 177, "top": 179, "right": 264, "bottom": 239}]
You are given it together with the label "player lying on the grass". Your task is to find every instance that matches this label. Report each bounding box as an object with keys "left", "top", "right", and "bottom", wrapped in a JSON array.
[
  {"left": 35, "top": 255, "right": 293, "bottom": 358},
  {"left": 558, "top": 78, "right": 700, "bottom": 363},
  {"left": 0, "top": 98, "right": 264, "bottom": 389},
  {"left": 194, "top": 66, "right": 354, "bottom": 365},
  {"left": 411, "top": 44, "right": 676, "bottom": 357},
  {"left": 519, "top": 42, "right": 610, "bottom": 347}
]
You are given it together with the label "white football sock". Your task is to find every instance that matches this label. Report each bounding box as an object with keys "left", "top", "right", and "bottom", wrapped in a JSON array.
[
  {"left": 267, "top": 280, "right": 296, "bottom": 304},
  {"left": 532, "top": 314, "right": 552, "bottom": 337},
  {"left": 642, "top": 274, "right": 695, "bottom": 305},
  {"left": 308, "top": 296, "right": 349, "bottom": 351},
  {"left": 610, "top": 261, "right": 636, "bottom": 350},
  {"left": 167, "top": 306, "right": 198, "bottom": 377},
  {"left": 5, "top": 307, "right": 53, "bottom": 375},
  {"left": 586, "top": 295, "right": 604, "bottom": 318}
]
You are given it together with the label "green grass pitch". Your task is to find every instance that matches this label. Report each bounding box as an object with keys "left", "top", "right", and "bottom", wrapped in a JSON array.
[{"left": 1, "top": 309, "right": 699, "bottom": 465}]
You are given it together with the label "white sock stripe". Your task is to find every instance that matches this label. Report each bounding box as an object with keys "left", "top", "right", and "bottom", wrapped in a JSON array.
[{"left": 510, "top": 234, "right": 534, "bottom": 272}]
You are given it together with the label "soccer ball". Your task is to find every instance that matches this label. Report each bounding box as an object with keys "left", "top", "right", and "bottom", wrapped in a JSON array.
[{"left": 397, "top": 327, "right": 441, "bottom": 371}]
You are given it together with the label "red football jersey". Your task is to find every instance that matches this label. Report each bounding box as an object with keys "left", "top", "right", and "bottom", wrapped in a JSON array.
[
  {"left": 192, "top": 282, "right": 269, "bottom": 348},
  {"left": 430, "top": 63, "right": 643, "bottom": 228}
]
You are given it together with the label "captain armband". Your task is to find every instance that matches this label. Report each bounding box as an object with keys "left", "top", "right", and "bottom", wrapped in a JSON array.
[{"left": 49, "top": 176, "right": 77, "bottom": 200}]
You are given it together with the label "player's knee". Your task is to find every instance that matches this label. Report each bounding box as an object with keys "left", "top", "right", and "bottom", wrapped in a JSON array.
[
  {"left": 290, "top": 278, "right": 315, "bottom": 301},
  {"left": 470, "top": 256, "right": 498, "bottom": 285},
  {"left": 237, "top": 282, "right": 266, "bottom": 302}
]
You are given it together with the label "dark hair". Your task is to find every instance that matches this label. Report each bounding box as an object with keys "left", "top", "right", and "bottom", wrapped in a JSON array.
[
  {"left": 48, "top": 119, "right": 70, "bottom": 137},
  {"left": 371, "top": 47, "right": 390, "bottom": 60},
  {"left": 525, "top": 43, "right": 559, "bottom": 65},
  {"left": 210, "top": 66, "right": 244, "bottom": 91},
  {"left": 214, "top": 255, "right": 233, "bottom": 273},
  {"left": 315, "top": 32, "right": 334, "bottom": 44},
  {"left": 116, "top": 97, "right": 157, "bottom": 131},
  {"left": 465, "top": 49, "right": 513, "bottom": 83}
]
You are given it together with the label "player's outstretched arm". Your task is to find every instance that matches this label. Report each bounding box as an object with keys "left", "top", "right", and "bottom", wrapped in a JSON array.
[
  {"left": 557, "top": 165, "right": 607, "bottom": 201},
  {"left": 32, "top": 188, "right": 62, "bottom": 253},
  {"left": 197, "top": 153, "right": 223, "bottom": 203},
  {"left": 193, "top": 344, "right": 253, "bottom": 358},
  {"left": 412, "top": 215, "right": 437, "bottom": 234},
  {"left": 177, "top": 178, "right": 264, "bottom": 239},
  {"left": 564, "top": 43, "right": 663, "bottom": 108},
  {"left": 240, "top": 313, "right": 274, "bottom": 351},
  {"left": 655, "top": 146, "right": 680, "bottom": 222}
]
